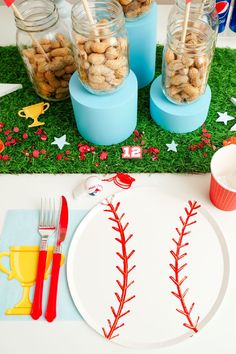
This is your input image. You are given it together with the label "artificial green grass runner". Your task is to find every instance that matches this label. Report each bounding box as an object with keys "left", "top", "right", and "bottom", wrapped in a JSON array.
[{"left": 0, "top": 45, "right": 235, "bottom": 174}]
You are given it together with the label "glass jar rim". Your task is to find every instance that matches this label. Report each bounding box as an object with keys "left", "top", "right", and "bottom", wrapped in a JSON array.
[
  {"left": 177, "top": 0, "right": 215, "bottom": 13},
  {"left": 167, "top": 18, "right": 215, "bottom": 55},
  {"left": 72, "top": 0, "right": 124, "bottom": 38},
  {"left": 14, "top": 0, "right": 58, "bottom": 31}
]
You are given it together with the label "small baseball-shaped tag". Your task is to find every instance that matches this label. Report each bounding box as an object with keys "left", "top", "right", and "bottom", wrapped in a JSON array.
[{"left": 85, "top": 177, "right": 103, "bottom": 196}]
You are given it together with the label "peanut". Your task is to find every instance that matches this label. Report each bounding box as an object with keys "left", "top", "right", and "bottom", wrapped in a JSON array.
[
  {"left": 63, "top": 55, "right": 75, "bottom": 65},
  {"left": 118, "top": 37, "right": 128, "bottom": 53},
  {"left": 191, "top": 77, "right": 202, "bottom": 88},
  {"left": 76, "top": 34, "right": 87, "bottom": 44},
  {"left": 89, "top": 64, "right": 113, "bottom": 77},
  {"left": 36, "top": 44, "right": 51, "bottom": 53},
  {"left": 168, "top": 60, "right": 185, "bottom": 71},
  {"left": 38, "top": 82, "right": 54, "bottom": 93},
  {"left": 56, "top": 33, "right": 71, "bottom": 48},
  {"left": 64, "top": 65, "right": 76, "bottom": 74},
  {"left": 182, "top": 56, "right": 194, "bottom": 67},
  {"left": 55, "top": 69, "right": 65, "bottom": 77},
  {"left": 84, "top": 40, "right": 93, "bottom": 54},
  {"left": 167, "top": 86, "right": 182, "bottom": 96},
  {"left": 171, "top": 75, "right": 189, "bottom": 86},
  {"left": 60, "top": 80, "right": 69, "bottom": 88},
  {"left": 38, "top": 39, "right": 51, "bottom": 45},
  {"left": 90, "top": 41, "right": 109, "bottom": 54},
  {"left": 49, "top": 58, "right": 65, "bottom": 72},
  {"left": 106, "top": 56, "right": 127, "bottom": 70},
  {"left": 56, "top": 87, "right": 69, "bottom": 95},
  {"left": 182, "top": 83, "right": 199, "bottom": 97},
  {"left": 105, "top": 47, "right": 119, "bottom": 60},
  {"left": 88, "top": 53, "right": 105, "bottom": 65},
  {"left": 51, "top": 41, "right": 60, "bottom": 49},
  {"left": 165, "top": 48, "right": 175, "bottom": 64},
  {"left": 88, "top": 74, "right": 105, "bottom": 84},
  {"left": 22, "top": 48, "right": 36, "bottom": 59},
  {"left": 62, "top": 74, "right": 71, "bottom": 80},
  {"left": 38, "top": 62, "right": 49, "bottom": 73},
  {"left": 115, "top": 66, "right": 128, "bottom": 79},
  {"left": 194, "top": 56, "right": 208, "bottom": 69},
  {"left": 118, "top": 0, "right": 151, "bottom": 18},
  {"left": 89, "top": 81, "right": 112, "bottom": 91},
  {"left": 51, "top": 47, "right": 71, "bottom": 57},
  {"left": 179, "top": 68, "right": 189, "bottom": 76},
  {"left": 119, "top": 0, "right": 132, "bottom": 4},
  {"left": 188, "top": 67, "right": 199, "bottom": 80}
]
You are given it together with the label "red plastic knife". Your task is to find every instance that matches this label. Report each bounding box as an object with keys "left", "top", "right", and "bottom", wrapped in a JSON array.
[{"left": 45, "top": 196, "right": 68, "bottom": 322}]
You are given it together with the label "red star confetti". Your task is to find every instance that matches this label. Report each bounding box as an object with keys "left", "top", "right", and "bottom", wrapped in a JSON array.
[
  {"left": 32, "top": 150, "right": 40, "bottom": 158},
  {"left": 99, "top": 151, "right": 108, "bottom": 160},
  {"left": 143, "top": 146, "right": 160, "bottom": 160},
  {"left": 133, "top": 129, "right": 145, "bottom": 144},
  {"left": 77, "top": 143, "right": 96, "bottom": 160},
  {"left": 4, "top": 130, "right": 12, "bottom": 135},
  {"left": 22, "top": 133, "right": 28, "bottom": 139},
  {"left": 57, "top": 154, "right": 63, "bottom": 160},
  {"left": 189, "top": 125, "right": 216, "bottom": 152}
]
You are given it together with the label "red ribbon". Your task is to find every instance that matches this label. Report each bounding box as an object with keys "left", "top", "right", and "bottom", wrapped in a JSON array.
[{"left": 3, "top": 0, "right": 15, "bottom": 7}]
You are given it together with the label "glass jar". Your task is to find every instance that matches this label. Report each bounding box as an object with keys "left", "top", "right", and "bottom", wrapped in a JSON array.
[
  {"left": 162, "top": 18, "right": 215, "bottom": 104},
  {"left": 168, "top": 0, "right": 219, "bottom": 35},
  {"left": 15, "top": 0, "right": 76, "bottom": 101},
  {"left": 72, "top": 0, "right": 129, "bottom": 95},
  {"left": 118, "top": 0, "right": 153, "bottom": 20}
]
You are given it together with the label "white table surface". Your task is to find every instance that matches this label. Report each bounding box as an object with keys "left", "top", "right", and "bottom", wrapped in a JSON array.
[{"left": 0, "top": 173, "right": 235, "bottom": 354}]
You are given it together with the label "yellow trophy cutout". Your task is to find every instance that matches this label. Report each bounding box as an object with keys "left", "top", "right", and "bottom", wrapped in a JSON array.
[
  {"left": 0, "top": 246, "right": 64, "bottom": 315},
  {"left": 18, "top": 102, "right": 50, "bottom": 128}
]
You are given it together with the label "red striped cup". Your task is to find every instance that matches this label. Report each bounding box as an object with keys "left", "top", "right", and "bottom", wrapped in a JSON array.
[{"left": 210, "top": 145, "right": 236, "bottom": 211}]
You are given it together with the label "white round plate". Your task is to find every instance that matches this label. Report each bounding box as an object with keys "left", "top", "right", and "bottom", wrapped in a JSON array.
[{"left": 67, "top": 187, "right": 229, "bottom": 349}]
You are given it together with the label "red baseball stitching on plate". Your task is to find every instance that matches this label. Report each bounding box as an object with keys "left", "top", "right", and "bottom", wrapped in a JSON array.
[
  {"left": 170, "top": 200, "right": 201, "bottom": 334},
  {"left": 101, "top": 197, "right": 136, "bottom": 340}
]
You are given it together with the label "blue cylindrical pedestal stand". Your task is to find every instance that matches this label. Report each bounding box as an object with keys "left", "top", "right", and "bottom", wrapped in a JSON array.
[
  {"left": 69, "top": 71, "right": 138, "bottom": 146},
  {"left": 126, "top": 4, "right": 157, "bottom": 89},
  {"left": 150, "top": 76, "right": 211, "bottom": 134}
]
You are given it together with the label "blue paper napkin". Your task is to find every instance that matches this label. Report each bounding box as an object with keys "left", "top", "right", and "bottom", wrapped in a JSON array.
[{"left": 0, "top": 209, "right": 87, "bottom": 321}]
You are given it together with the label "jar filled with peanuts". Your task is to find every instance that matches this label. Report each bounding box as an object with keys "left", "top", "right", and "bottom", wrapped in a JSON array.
[
  {"left": 118, "top": 0, "right": 153, "bottom": 20},
  {"left": 15, "top": 0, "right": 76, "bottom": 101},
  {"left": 72, "top": 0, "right": 129, "bottom": 95},
  {"left": 162, "top": 18, "right": 215, "bottom": 104}
]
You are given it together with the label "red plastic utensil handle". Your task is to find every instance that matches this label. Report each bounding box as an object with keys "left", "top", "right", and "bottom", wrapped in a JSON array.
[
  {"left": 31, "top": 250, "right": 47, "bottom": 320},
  {"left": 45, "top": 253, "right": 61, "bottom": 322}
]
